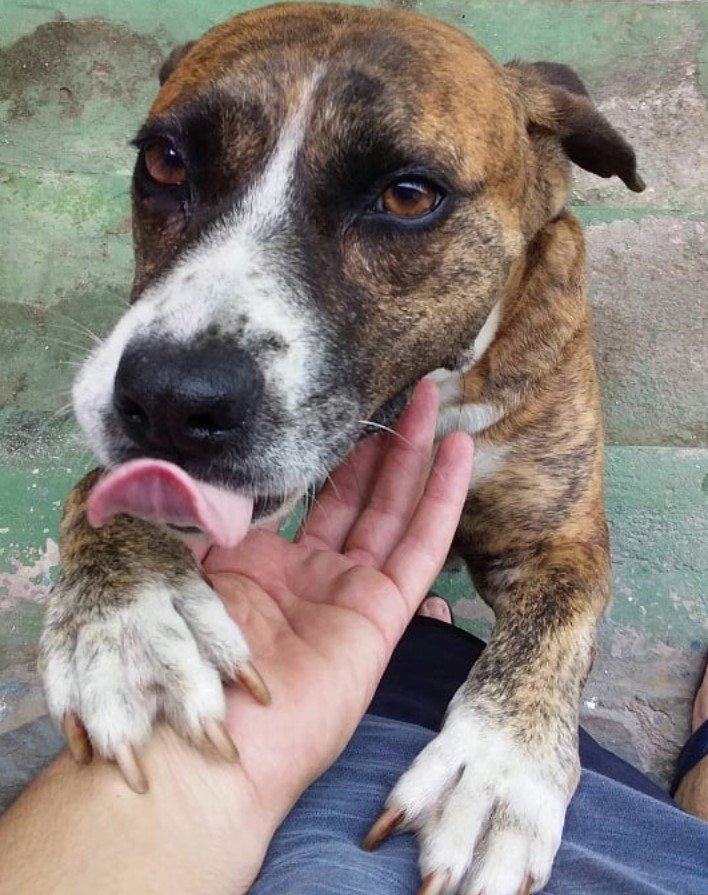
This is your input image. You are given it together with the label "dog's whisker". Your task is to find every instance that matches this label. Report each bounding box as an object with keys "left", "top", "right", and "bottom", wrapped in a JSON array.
[
  {"left": 309, "top": 489, "right": 331, "bottom": 525},
  {"left": 57, "top": 360, "right": 87, "bottom": 371},
  {"left": 357, "top": 419, "right": 416, "bottom": 452},
  {"left": 308, "top": 486, "right": 317, "bottom": 519},
  {"left": 357, "top": 419, "right": 397, "bottom": 437},
  {"left": 58, "top": 322, "right": 103, "bottom": 347},
  {"left": 50, "top": 402, "right": 75, "bottom": 420},
  {"left": 324, "top": 472, "right": 341, "bottom": 501},
  {"left": 48, "top": 314, "right": 108, "bottom": 346},
  {"left": 48, "top": 338, "right": 96, "bottom": 356},
  {"left": 350, "top": 462, "right": 369, "bottom": 506},
  {"left": 300, "top": 483, "right": 318, "bottom": 524}
]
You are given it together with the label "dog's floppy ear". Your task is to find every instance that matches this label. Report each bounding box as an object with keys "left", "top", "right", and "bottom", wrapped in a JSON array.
[
  {"left": 158, "top": 42, "right": 196, "bottom": 86},
  {"left": 508, "top": 60, "right": 645, "bottom": 193}
]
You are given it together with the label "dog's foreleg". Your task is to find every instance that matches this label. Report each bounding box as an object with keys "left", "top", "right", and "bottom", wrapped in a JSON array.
[
  {"left": 368, "top": 541, "right": 610, "bottom": 895},
  {"left": 39, "top": 470, "right": 266, "bottom": 791}
]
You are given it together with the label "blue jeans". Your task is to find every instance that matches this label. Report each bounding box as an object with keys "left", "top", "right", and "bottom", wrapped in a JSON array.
[
  {"left": 250, "top": 618, "right": 707, "bottom": 894},
  {"left": 249, "top": 714, "right": 708, "bottom": 895}
]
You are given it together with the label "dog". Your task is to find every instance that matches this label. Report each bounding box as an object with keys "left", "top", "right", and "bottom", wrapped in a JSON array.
[{"left": 38, "top": 4, "right": 645, "bottom": 893}]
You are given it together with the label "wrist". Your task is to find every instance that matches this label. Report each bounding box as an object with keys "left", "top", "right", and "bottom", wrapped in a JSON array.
[
  {"left": 15, "top": 724, "right": 277, "bottom": 895},
  {"left": 141, "top": 724, "right": 278, "bottom": 882}
]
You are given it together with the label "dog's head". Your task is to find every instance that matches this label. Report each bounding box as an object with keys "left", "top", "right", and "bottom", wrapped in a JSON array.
[{"left": 74, "top": 3, "right": 643, "bottom": 515}]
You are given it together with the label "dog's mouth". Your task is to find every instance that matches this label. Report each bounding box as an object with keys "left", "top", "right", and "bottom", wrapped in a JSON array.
[
  {"left": 89, "top": 386, "right": 413, "bottom": 545},
  {"left": 87, "top": 458, "right": 256, "bottom": 547}
]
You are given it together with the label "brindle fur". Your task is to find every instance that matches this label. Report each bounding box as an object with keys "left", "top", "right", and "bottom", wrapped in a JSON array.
[
  {"left": 55, "top": 470, "right": 200, "bottom": 610},
  {"left": 44, "top": 5, "right": 644, "bottom": 892}
]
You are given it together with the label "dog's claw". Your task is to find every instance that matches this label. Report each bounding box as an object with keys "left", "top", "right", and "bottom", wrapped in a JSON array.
[
  {"left": 417, "top": 871, "right": 449, "bottom": 895},
  {"left": 63, "top": 713, "right": 93, "bottom": 765},
  {"left": 236, "top": 661, "right": 271, "bottom": 705},
  {"left": 114, "top": 743, "right": 149, "bottom": 794},
  {"left": 517, "top": 876, "right": 534, "bottom": 895},
  {"left": 362, "top": 806, "right": 404, "bottom": 850},
  {"left": 204, "top": 718, "right": 239, "bottom": 763}
]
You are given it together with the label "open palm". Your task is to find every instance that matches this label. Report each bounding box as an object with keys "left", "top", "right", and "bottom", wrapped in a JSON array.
[{"left": 203, "top": 379, "right": 474, "bottom": 817}]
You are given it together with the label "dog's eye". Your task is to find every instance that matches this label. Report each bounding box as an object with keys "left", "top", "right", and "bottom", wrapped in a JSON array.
[
  {"left": 376, "top": 178, "right": 441, "bottom": 219},
  {"left": 143, "top": 139, "right": 187, "bottom": 186}
]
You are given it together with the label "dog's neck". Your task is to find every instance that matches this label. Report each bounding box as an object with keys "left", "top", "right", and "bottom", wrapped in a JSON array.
[{"left": 434, "top": 211, "right": 589, "bottom": 437}]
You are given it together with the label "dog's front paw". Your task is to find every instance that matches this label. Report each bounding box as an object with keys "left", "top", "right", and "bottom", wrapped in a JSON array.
[
  {"left": 40, "top": 570, "right": 266, "bottom": 791},
  {"left": 365, "top": 703, "right": 578, "bottom": 895}
]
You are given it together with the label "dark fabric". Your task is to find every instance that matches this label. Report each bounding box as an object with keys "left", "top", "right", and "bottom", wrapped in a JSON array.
[
  {"left": 368, "top": 616, "right": 674, "bottom": 805},
  {"left": 671, "top": 719, "right": 708, "bottom": 796}
]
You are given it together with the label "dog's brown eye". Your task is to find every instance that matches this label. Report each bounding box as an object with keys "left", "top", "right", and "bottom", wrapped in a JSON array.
[
  {"left": 143, "top": 139, "right": 187, "bottom": 186},
  {"left": 379, "top": 179, "right": 440, "bottom": 218}
]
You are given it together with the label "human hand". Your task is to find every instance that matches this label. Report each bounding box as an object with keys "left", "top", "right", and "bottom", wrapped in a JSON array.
[{"left": 203, "top": 379, "right": 473, "bottom": 827}]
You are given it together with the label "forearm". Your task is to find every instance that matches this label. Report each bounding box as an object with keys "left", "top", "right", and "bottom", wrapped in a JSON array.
[{"left": 0, "top": 725, "right": 274, "bottom": 895}]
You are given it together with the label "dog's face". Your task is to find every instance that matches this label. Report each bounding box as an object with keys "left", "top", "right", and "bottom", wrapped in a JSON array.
[{"left": 73, "top": 4, "right": 642, "bottom": 512}]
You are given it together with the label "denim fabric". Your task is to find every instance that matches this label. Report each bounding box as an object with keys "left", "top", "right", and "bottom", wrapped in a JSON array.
[{"left": 249, "top": 715, "right": 708, "bottom": 895}]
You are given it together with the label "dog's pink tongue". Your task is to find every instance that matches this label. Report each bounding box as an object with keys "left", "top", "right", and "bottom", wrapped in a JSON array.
[{"left": 87, "top": 459, "right": 253, "bottom": 548}]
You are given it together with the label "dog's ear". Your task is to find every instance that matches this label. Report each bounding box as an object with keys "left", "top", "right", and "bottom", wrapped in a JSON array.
[
  {"left": 158, "top": 42, "right": 196, "bottom": 86},
  {"left": 508, "top": 60, "right": 645, "bottom": 193}
]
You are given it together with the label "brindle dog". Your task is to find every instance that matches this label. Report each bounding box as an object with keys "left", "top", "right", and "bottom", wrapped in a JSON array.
[{"left": 39, "top": 5, "right": 644, "bottom": 893}]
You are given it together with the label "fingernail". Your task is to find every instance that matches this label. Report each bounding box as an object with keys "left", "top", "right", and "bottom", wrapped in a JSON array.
[
  {"left": 362, "top": 806, "right": 404, "bottom": 850},
  {"left": 236, "top": 661, "right": 272, "bottom": 705}
]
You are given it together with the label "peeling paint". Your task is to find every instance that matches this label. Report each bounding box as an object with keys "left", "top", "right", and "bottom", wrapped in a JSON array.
[{"left": 0, "top": 538, "right": 58, "bottom": 608}]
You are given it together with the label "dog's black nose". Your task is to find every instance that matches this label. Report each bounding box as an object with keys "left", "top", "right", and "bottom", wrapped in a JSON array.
[{"left": 113, "top": 339, "right": 263, "bottom": 458}]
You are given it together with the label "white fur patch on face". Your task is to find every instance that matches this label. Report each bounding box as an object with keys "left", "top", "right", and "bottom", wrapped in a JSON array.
[
  {"left": 73, "top": 72, "right": 324, "bottom": 463},
  {"left": 73, "top": 299, "right": 161, "bottom": 463},
  {"left": 238, "top": 70, "right": 321, "bottom": 232}
]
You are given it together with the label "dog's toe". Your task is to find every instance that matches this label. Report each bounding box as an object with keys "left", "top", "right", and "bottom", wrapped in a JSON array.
[
  {"left": 40, "top": 570, "right": 254, "bottom": 788},
  {"left": 367, "top": 704, "right": 574, "bottom": 895}
]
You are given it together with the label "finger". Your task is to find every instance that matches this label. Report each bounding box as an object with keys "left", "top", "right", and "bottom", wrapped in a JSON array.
[
  {"left": 298, "top": 379, "right": 436, "bottom": 554},
  {"left": 384, "top": 432, "right": 473, "bottom": 618},
  {"left": 295, "top": 433, "right": 387, "bottom": 551},
  {"left": 342, "top": 379, "right": 441, "bottom": 568}
]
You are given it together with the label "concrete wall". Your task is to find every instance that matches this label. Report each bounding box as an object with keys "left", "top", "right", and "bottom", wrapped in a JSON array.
[{"left": 1, "top": 0, "right": 706, "bottom": 800}]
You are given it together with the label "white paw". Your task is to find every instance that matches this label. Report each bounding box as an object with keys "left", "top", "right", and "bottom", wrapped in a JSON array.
[
  {"left": 40, "top": 572, "right": 253, "bottom": 784},
  {"left": 368, "top": 700, "right": 578, "bottom": 895}
]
